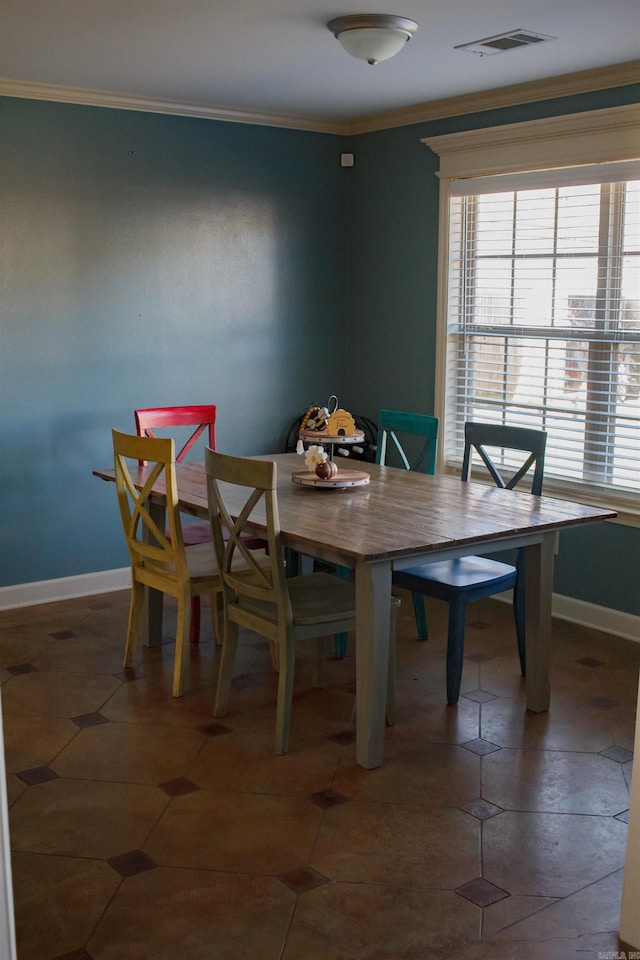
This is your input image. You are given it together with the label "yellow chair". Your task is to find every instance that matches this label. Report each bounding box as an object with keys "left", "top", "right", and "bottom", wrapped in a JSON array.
[
  {"left": 205, "top": 449, "right": 399, "bottom": 755},
  {"left": 113, "top": 428, "right": 224, "bottom": 698}
]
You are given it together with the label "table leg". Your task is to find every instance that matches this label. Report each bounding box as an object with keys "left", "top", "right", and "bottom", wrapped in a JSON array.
[
  {"left": 523, "top": 532, "right": 555, "bottom": 712},
  {"left": 143, "top": 501, "right": 165, "bottom": 648},
  {"left": 355, "top": 560, "right": 392, "bottom": 769}
]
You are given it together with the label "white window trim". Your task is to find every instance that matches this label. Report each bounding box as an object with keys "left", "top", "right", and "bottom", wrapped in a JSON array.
[
  {"left": 422, "top": 104, "right": 640, "bottom": 179},
  {"left": 422, "top": 104, "right": 640, "bottom": 528}
]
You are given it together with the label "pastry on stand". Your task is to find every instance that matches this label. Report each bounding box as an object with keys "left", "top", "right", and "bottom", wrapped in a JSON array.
[{"left": 292, "top": 396, "right": 370, "bottom": 489}]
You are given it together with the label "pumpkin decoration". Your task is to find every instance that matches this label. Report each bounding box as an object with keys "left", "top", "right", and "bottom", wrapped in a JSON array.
[{"left": 315, "top": 460, "right": 338, "bottom": 480}]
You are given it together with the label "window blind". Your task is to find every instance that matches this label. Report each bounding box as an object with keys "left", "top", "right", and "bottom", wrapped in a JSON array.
[{"left": 443, "top": 171, "right": 640, "bottom": 513}]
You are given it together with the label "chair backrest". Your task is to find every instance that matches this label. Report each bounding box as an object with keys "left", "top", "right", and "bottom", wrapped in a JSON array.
[
  {"left": 205, "top": 450, "right": 292, "bottom": 626},
  {"left": 375, "top": 409, "right": 439, "bottom": 474},
  {"left": 112, "top": 428, "right": 186, "bottom": 580},
  {"left": 462, "top": 422, "right": 547, "bottom": 495},
  {"left": 135, "top": 405, "right": 217, "bottom": 462}
]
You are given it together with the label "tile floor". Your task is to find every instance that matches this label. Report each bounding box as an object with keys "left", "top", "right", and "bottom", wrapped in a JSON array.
[{"left": 1, "top": 588, "right": 638, "bottom": 960}]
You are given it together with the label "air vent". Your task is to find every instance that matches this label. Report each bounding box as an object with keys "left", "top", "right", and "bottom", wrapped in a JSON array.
[{"left": 455, "top": 29, "right": 556, "bottom": 56}]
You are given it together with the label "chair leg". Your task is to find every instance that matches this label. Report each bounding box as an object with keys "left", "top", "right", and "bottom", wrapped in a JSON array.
[
  {"left": 446, "top": 597, "right": 467, "bottom": 705},
  {"left": 189, "top": 597, "right": 201, "bottom": 645},
  {"left": 334, "top": 565, "right": 351, "bottom": 658},
  {"left": 123, "top": 580, "right": 144, "bottom": 668},
  {"left": 412, "top": 591, "right": 429, "bottom": 641},
  {"left": 284, "top": 549, "right": 300, "bottom": 576},
  {"left": 268, "top": 636, "right": 280, "bottom": 672},
  {"left": 274, "top": 634, "right": 296, "bottom": 755},
  {"left": 513, "top": 571, "right": 526, "bottom": 676},
  {"left": 311, "top": 636, "right": 325, "bottom": 689},
  {"left": 212, "top": 590, "right": 224, "bottom": 646},
  {"left": 172, "top": 588, "right": 192, "bottom": 698},
  {"left": 213, "top": 620, "right": 239, "bottom": 717},
  {"left": 334, "top": 633, "right": 348, "bottom": 659}
]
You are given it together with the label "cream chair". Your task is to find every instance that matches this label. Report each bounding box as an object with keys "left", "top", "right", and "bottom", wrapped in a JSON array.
[
  {"left": 113, "top": 428, "right": 224, "bottom": 697},
  {"left": 205, "top": 449, "right": 399, "bottom": 755}
]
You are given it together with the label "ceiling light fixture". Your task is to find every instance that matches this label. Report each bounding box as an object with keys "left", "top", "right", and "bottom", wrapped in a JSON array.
[{"left": 328, "top": 14, "right": 418, "bottom": 66}]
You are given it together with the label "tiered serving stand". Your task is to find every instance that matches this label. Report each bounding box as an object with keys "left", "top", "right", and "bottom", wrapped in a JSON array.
[{"left": 291, "top": 428, "right": 370, "bottom": 489}]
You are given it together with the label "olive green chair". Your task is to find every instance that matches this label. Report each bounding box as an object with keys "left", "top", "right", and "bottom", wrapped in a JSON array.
[{"left": 205, "top": 449, "right": 399, "bottom": 755}]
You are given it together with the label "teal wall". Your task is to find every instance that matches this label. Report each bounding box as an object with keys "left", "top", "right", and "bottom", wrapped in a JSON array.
[
  {"left": 0, "top": 98, "right": 349, "bottom": 582},
  {"left": 1, "top": 87, "right": 638, "bottom": 616}
]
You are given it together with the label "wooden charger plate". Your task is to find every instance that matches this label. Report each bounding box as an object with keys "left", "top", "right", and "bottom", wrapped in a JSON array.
[
  {"left": 299, "top": 428, "right": 365, "bottom": 443},
  {"left": 291, "top": 469, "right": 370, "bottom": 489}
]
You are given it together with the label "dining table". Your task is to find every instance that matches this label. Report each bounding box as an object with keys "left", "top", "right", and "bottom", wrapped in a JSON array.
[{"left": 94, "top": 451, "right": 616, "bottom": 769}]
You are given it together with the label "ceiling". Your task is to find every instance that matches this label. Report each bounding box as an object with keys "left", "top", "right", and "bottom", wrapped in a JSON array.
[{"left": 0, "top": 0, "right": 638, "bottom": 132}]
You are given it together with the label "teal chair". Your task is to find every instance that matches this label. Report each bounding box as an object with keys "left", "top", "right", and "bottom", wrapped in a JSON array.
[
  {"left": 333, "top": 409, "right": 440, "bottom": 659},
  {"left": 376, "top": 408, "right": 439, "bottom": 474},
  {"left": 393, "top": 422, "right": 547, "bottom": 704}
]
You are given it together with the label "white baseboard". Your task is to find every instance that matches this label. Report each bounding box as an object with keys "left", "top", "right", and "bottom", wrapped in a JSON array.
[
  {"left": 0, "top": 569, "right": 130, "bottom": 610},
  {"left": 550, "top": 593, "right": 639, "bottom": 643},
  {"left": 492, "top": 589, "right": 639, "bottom": 643},
  {"left": 0, "top": 569, "right": 638, "bottom": 642}
]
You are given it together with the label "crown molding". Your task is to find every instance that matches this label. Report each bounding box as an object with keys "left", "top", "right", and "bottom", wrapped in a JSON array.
[
  {"left": 0, "top": 60, "right": 637, "bottom": 138},
  {"left": 422, "top": 102, "right": 640, "bottom": 178},
  {"left": 0, "top": 78, "right": 348, "bottom": 135},
  {"left": 346, "top": 60, "right": 640, "bottom": 134}
]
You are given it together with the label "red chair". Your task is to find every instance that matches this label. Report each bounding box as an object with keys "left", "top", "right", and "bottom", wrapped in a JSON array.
[
  {"left": 135, "top": 406, "right": 220, "bottom": 645},
  {"left": 136, "top": 404, "right": 218, "bottom": 461},
  {"left": 134, "top": 405, "right": 266, "bottom": 645}
]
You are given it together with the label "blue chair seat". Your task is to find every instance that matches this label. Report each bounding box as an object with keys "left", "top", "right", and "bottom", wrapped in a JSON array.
[
  {"left": 396, "top": 556, "right": 517, "bottom": 596},
  {"left": 395, "top": 556, "right": 519, "bottom": 707}
]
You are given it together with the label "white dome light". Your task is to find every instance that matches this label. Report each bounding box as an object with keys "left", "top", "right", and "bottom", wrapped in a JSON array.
[{"left": 328, "top": 15, "right": 419, "bottom": 66}]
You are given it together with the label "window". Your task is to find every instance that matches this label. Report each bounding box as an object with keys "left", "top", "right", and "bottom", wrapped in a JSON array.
[
  {"left": 447, "top": 172, "right": 639, "bottom": 493},
  {"left": 424, "top": 105, "right": 640, "bottom": 522}
]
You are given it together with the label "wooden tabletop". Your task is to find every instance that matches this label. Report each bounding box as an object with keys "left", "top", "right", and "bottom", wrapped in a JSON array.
[{"left": 94, "top": 452, "right": 616, "bottom": 566}]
